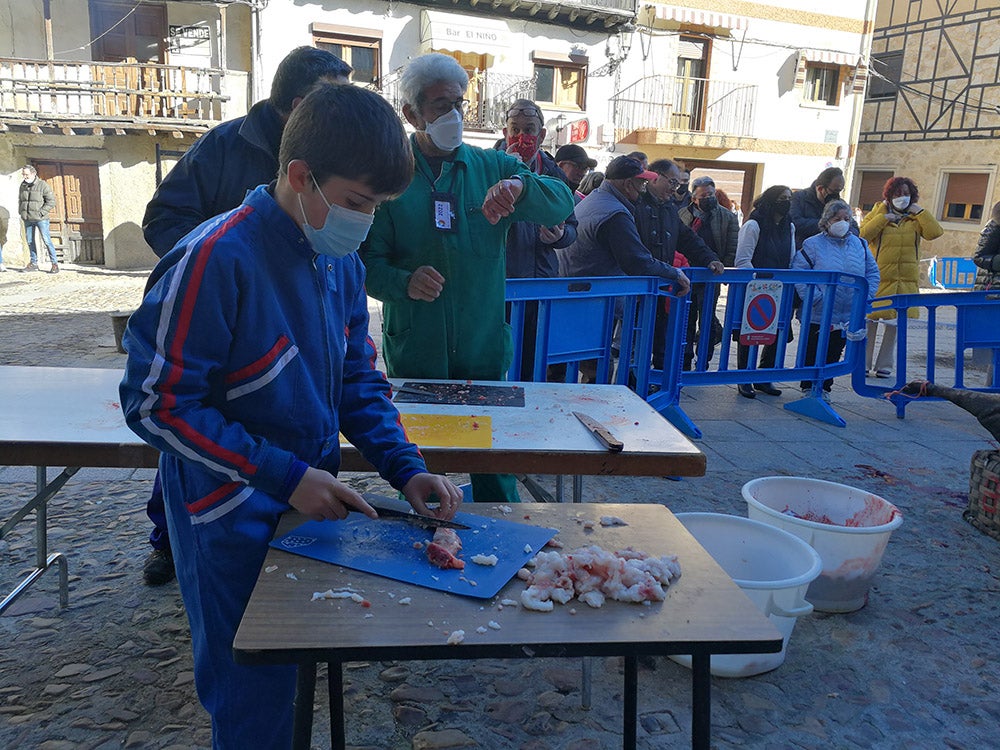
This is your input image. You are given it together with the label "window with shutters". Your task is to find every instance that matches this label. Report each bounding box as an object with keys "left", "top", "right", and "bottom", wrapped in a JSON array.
[
  {"left": 941, "top": 172, "right": 990, "bottom": 222},
  {"left": 804, "top": 63, "right": 841, "bottom": 106},
  {"left": 311, "top": 24, "right": 382, "bottom": 86},
  {"left": 857, "top": 170, "right": 894, "bottom": 212},
  {"left": 531, "top": 52, "right": 587, "bottom": 110},
  {"left": 866, "top": 51, "right": 903, "bottom": 101},
  {"left": 674, "top": 36, "right": 710, "bottom": 131}
]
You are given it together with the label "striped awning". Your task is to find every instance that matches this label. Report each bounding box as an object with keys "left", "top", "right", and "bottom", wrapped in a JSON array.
[
  {"left": 794, "top": 49, "right": 867, "bottom": 94},
  {"left": 798, "top": 49, "right": 859, "bottom": 67},
  {"left": 649, "top": 5, "right": 748, "bottom": 31}
]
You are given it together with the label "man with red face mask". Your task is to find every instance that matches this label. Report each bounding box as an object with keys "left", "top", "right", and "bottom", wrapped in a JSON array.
[{"left": 493, "top": 98, "right": 578, "bottom": 380}]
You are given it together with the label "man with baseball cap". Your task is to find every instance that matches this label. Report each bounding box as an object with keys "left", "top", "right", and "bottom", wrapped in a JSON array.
[
  {"left": 554, "top": 144, "right": 598, "bottom": 194},
  {"left": 559, "top": 155, "right": 690, "bottom": 290}
]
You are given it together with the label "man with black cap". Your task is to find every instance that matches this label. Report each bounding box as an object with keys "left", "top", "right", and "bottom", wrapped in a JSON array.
[{"left": 554, "top": 143, "right": 597, "bottom": 196}]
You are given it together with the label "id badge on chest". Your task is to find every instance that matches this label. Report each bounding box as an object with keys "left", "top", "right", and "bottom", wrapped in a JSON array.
[{"left": 431, "top": 191, "right": 457, "bottom": 232}]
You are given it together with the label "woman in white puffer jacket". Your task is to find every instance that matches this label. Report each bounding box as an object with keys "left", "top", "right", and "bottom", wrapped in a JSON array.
[{"left": 792, "top": 199, "right": 880, "bottom": 397}]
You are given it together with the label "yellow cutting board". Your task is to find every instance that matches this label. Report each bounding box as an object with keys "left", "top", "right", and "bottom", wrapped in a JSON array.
[{"left": 339, "top": 414, "right": 493, "bottom": 449}]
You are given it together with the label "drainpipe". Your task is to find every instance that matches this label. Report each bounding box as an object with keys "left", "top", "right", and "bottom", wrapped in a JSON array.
[{"left": 845, "top": 0, "right": 877, "bottom": 194}]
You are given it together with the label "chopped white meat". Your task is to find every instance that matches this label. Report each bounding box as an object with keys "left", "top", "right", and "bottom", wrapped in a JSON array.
[
  {"left": 579, "top": 590, "right": 605, "bottom": 608},
  {"left": 524, "top": 544, "right": 533, "bottom": 554},
  {"left": 516, "top": 568, "right": 532, "bottom": 581},
  {"left": 518, "top": 545, "right": 681, "bottom": 613},
  {"left": 265, "top": 565, "right": 279, "bottom": 573},
  {"left": 600, "top": 516, "right": 628, "bottom": 527},
  {"left": 446, "top": 630, "right": 465, "bottom": 645},
  {"left": 398, "top": 597, "right": 412, "bottom": 605},
  {"left": 286, "top": 573, "right": 298, "bottom": 581},
  {"left": 476, "top": 626, "right": 488, "bottom": 634},
  {"left": 500, "top": 599, "right": 519, "bottom": 607},
  {"left": 488, "top": 621, "right": 502, "bottom": 630},
  {"left": 471, "top": 554, "right": 499, "bottom": 566},
  {"left": 312, "top": 589, "right": 358, "bottom": 601},
  {"left": 520, "top": 588, "right": 554, "bottom": 612}
]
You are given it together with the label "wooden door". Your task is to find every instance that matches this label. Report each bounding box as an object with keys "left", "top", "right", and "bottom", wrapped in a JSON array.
[
  {"left": 34, "top": 162, "right": 104, "bottom": 264},
  {"left": 90, "top": 0, "right": 167, "bottom": 64}
]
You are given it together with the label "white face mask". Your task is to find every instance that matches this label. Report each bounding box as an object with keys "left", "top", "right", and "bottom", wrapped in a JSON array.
[
  {"left": 424, "top": 107, "right": 464, "bottom": 152},
  {"left": 298, "top": 175, "right": 374, "bottom": 259},
  {"left": 828, "top": 220, "right": 851, "bottom": 238},
  {"left": 891, "top": 196, "right": 910, "bottom": 210}
]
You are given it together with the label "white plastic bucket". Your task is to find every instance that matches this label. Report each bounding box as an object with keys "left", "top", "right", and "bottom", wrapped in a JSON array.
[
  {"left": 742, "top": 477, "right": 903, "bottom": 613},
  {"left": 670, "top": 512, "right": 822, "bottom": 678}
]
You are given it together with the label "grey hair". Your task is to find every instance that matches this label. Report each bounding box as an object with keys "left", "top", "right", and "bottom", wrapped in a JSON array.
[
  {"left": 399, "top": 53, "right": 469, "bottom": 109},
  {"left": 22, "top": 164, "right": 37, "bottom": 175},
  {"left": 820, "top": 199, "right": 852, "bottom": 229},
  {"left": 691, "top": 175, "right": 715, "bottom": 191}
]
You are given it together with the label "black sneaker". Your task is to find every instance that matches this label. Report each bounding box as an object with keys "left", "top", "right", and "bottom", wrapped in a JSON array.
[
  {"left": 24, "top": 262, "right": 38, "bottom": 272},
  {"left": 142, "top": 547, "right": 176, "bottom": 586}
]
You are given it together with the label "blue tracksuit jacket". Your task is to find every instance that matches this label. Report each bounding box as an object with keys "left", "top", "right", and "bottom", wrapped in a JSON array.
[{"left": 119, "top": 184, "right": 427, "bottom": 749}]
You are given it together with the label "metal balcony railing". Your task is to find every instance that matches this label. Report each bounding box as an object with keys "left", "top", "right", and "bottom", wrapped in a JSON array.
[
  {"left": 372, "top": 68, "right": 536, "bottom": 132},
  {"left": 611, "top": 75, "right": 757, "bottom": 141},
  {"left": 0, "top": 58, "right": 229, "bottom": 124}
]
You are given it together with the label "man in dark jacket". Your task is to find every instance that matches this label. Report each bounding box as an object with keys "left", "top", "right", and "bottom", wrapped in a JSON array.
[
  {"left": 18, "top": 165, "right": 59, "bottom": 273},
  {"left": 678, "top": 175, "right": 738, "bottom": 369},
  {"left": 554, "top": 143, "right": 597, "bottom": 195},
  {"left": 142, "top": 47, "right": 351, "bottom": 257},
  {"left": 494, "top": 99, "right": 578, "bottom": 380},
  {"left": 136, "top": 47, "right": 352, "bottom": 586},
  {"left": 789, "top": 166, "right": 858, "bottom": 250},
  {"left": 635, "top": 159, "right": 723, "bottom": 369}
]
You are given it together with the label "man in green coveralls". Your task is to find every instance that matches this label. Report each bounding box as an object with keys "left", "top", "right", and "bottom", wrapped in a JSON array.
[{"left": 361, "top": 53, "right": 575, "bottom": 503}]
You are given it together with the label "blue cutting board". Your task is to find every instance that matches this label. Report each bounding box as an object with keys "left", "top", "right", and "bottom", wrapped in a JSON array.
[{"left": 270, "top": 511, "right": 557, "bottom": 599}]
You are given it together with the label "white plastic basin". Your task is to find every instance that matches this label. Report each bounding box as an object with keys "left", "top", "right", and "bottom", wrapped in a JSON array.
[
  {"left": 742, "top": 476, "right": 903, "bottom": 613},
  {"left": 670, "top": 512, "right": 822, "bottom": 678}
]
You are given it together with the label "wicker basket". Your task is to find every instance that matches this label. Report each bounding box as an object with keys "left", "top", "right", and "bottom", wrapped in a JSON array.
[{"left": 966, "top": 449, "right": 1000, "bottom": 540}]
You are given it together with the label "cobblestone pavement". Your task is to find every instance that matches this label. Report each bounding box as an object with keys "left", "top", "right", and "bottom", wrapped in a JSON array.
[{"left": 2, "top": 264, "right": 999, "bottom": 749}]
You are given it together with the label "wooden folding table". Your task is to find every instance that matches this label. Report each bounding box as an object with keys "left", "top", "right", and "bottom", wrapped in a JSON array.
[{"left": 234, "top": 503, "right": 782, "bottom": 750}]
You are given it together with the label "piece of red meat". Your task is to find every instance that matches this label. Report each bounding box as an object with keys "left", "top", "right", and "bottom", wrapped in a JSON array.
[{"left": 426, "top": 527, "right": 465, "bottom": 570}]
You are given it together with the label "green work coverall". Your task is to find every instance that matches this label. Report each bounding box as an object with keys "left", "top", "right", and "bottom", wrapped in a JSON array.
[{"left": 361, "top": 137, "right": 575, "bottom": 502}]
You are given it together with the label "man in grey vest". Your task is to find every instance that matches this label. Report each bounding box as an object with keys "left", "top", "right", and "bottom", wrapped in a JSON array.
[{"left": 559, "top": 155, "right": 690, "bottom": 381}]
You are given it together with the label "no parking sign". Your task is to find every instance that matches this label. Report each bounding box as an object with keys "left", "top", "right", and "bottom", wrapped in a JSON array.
[{"left": 740, "top": 280, "right": 784, "bottom": 346}]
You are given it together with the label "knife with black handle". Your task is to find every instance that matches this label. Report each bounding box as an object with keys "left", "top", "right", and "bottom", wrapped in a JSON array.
[
  {"left": 359, "top": 493, "right": 470, "bottom": 530},
  {"left": 572, "top": 411, "right": 624, "bottom": 452}
]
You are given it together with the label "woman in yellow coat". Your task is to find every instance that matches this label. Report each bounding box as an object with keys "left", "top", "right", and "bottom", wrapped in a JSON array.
[{"left": 860, "top": 176, "right": 943, "bottom": 377}]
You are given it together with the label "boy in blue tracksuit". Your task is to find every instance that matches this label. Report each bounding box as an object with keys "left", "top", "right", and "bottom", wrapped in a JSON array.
[{"left": 119, "top": 84, "right": 464, "bottom": 749}]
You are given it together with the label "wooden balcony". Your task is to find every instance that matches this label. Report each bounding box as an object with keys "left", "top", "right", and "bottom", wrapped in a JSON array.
[{"left": 0, "top": 58, "right": 231, "bottom": 135}]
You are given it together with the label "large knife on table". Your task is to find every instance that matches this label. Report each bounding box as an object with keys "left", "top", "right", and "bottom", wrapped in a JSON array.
[
  {"left": 572, "top": 411, "right": 624, "bottom": 452},
  {"left": 358, "top": 493, "right": 470, "bottom": 530}
]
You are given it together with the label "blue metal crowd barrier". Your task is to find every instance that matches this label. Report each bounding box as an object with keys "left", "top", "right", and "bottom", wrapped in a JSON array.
[
  {"left": 646, "top": 268, "right": 872, "bottom": 437},
  {"left": 854, "top": 290, "right": 1000, "bottom": 418},
  {"left": 506, "top": 270, "right": 872, "bottom": 439},
  {"left": 506, "top": 276, "right": 663, "bottom": 394},
  {"left": 927, "top": 257, "right": 978, "bottom": 289}
]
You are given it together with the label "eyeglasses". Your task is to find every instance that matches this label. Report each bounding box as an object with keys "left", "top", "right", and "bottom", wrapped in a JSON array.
[
  {"left": 657, "top": 175, "right": 681, "bottom": 188},
  {"left": 426, "top": 97, "right": 470, "bottom": 118},
  {"left": 505, "top": 106, "right": 544, "bottom": 122}
]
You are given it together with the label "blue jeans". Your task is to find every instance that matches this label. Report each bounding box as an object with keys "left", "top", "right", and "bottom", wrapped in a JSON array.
[{"left": 25, "top": 219, "right": 58, "bottom": 264}]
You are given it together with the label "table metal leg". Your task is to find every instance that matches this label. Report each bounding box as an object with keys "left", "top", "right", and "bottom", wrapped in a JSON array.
[
  {"left": 623, "top": 654, "right": 638, "bottom": 749},
  {"left": 572, "top": 474, "right": 583, "bottom": 503},
  {"left": 328, "top": 661, "right": 345, "bottom": 750},
  {"left": 580, "top": 657, "right": 592, "bottom": 709},
  {"left": 292, "top": 662, "right": 316, "bottom": 750},
  {"left": 691, "top": 653, "right": 711, "bottom": 750},
  {"left": 555, "top": 475, "right": 564, "bottom": 503},
  {"left": 0, "top": 466, "right": 76, "bottom": 615}
]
